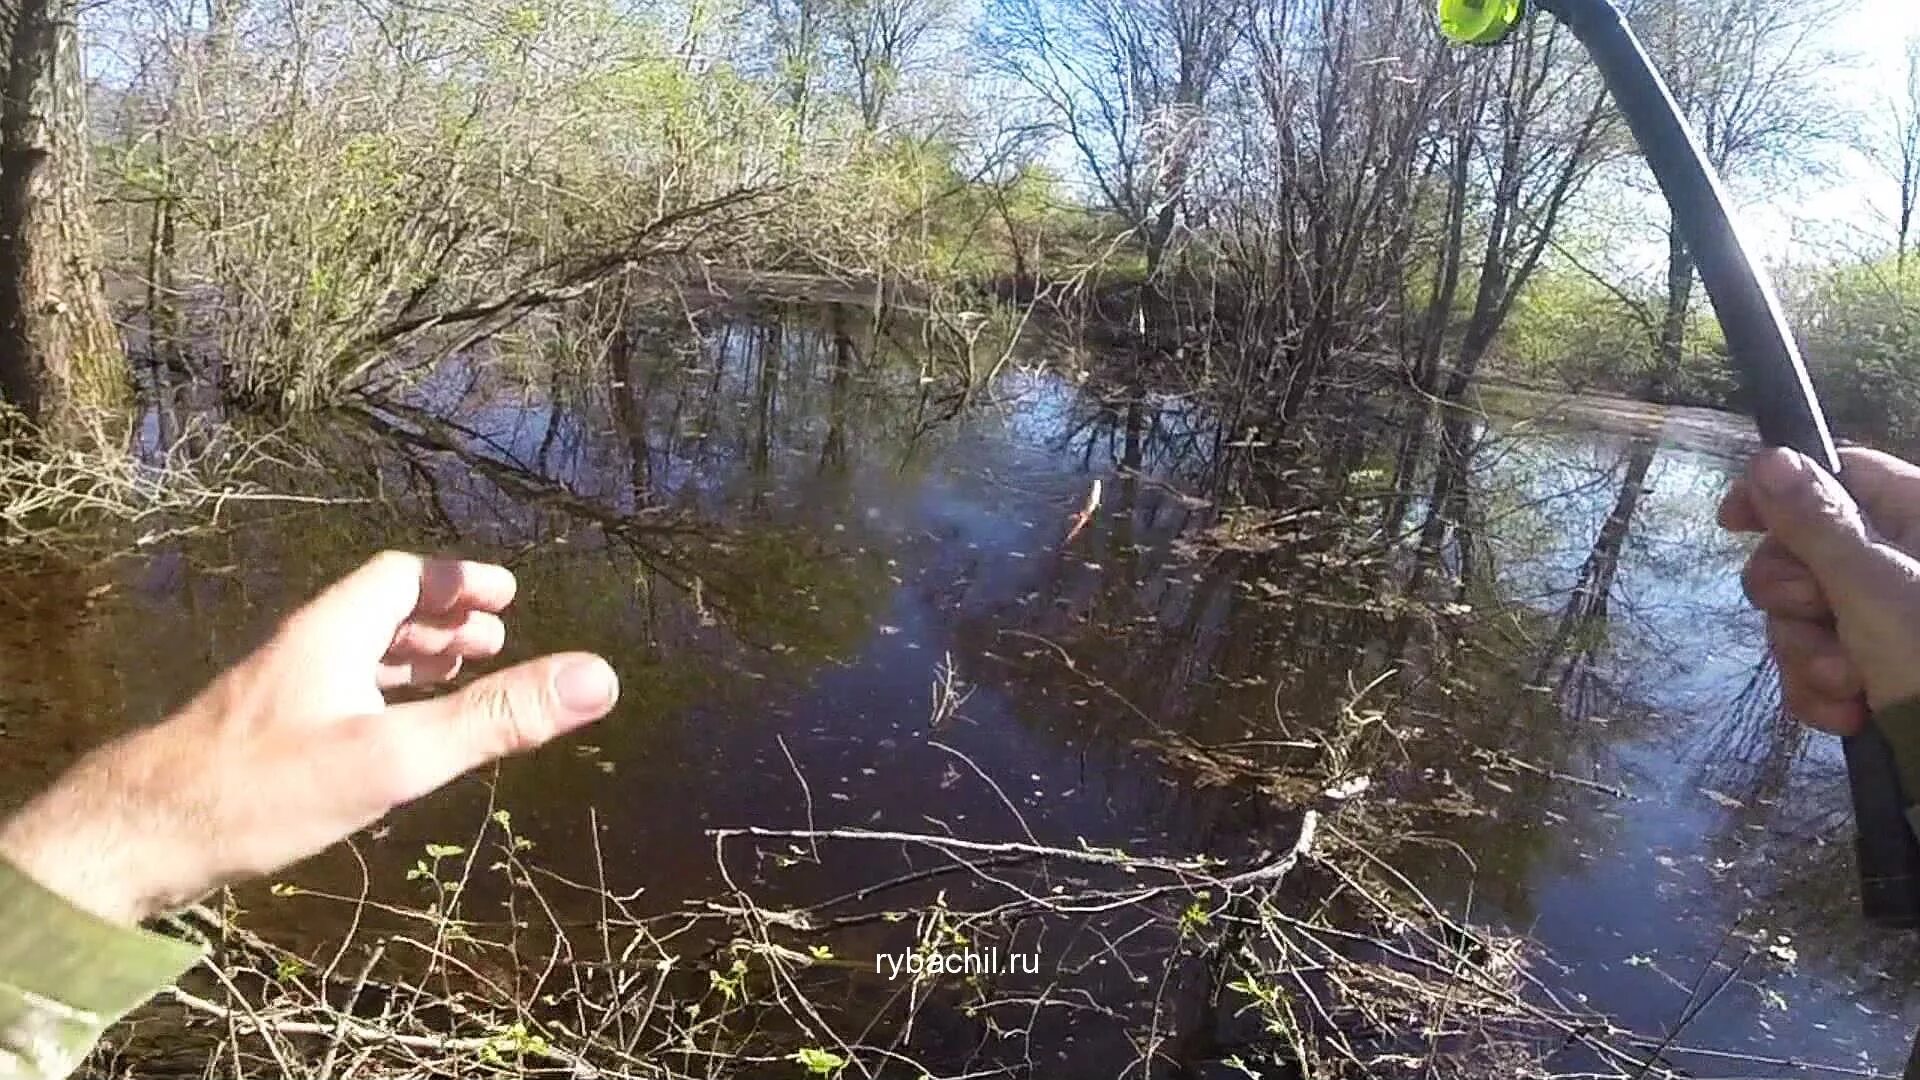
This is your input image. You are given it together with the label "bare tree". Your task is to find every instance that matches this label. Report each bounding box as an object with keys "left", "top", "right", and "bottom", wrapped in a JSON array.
[
  {"left": 1872, "top": 38, "right": 1920, "bottom": 273},
  {"left": 764, "top": 0, "right": 825, "bottom": 138},
  {"left": 984, "top": 0, "right": 1237, "bottom": 276},
  {"left": 1235, "top": 0, "right": 1460, "bottom": 416},
  {"left": 829, "top": 0, "right": 948, "bottom": 130},
  {"left": 1638, "top": 0, "right": 1846, "bottom": 397},
  {"left": 1443, "top": 18, "right": 1615, "bottom": 401},
  {"left": 1409, "top": 62, "right": 1489, "bottom": 395}
]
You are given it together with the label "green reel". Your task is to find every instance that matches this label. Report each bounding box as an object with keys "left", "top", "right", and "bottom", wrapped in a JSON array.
[{"left": 1438, "top": 0, "right": 1527, "bottom": 45}]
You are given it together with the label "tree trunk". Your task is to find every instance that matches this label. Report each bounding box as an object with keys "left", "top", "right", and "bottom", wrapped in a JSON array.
[
  {"left": 1414, "top": 111, "right": 1473, "bottom": 395},
  {"left": 0, "top": 0, "right": 121, "bottom": 431},
  {"left": 1653, "top": 224, "right": 1695, "bottom": 401},
  {"left": 1900, "top": 166, "right": 1914, "bottom": 277}
]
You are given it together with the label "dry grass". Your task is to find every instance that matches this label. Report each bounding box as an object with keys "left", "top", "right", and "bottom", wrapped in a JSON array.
[{"left": 0, "top": 413, "right": 349, "bottom": 550}]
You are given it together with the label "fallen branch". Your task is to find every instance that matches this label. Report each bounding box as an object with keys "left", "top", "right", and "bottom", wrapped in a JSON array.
[{"left": 164, "top": 986, "right": 590, "bottom": 1072}]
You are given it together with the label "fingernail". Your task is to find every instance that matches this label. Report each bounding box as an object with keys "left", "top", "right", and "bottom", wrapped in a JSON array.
[
  {"left": 555, "top": 658, "right": 618, "bottom": 715},
  {"left": 1754, "top": 449, "right": 1807, "bottom": 498}
]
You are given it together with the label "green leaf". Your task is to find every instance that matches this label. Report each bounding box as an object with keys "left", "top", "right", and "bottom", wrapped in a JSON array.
[{"left": 788, "top": 1047, "right": 847, "bottom": 1076}]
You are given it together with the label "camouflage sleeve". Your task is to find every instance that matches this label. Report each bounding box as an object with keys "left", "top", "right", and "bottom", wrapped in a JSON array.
[{"left": 0, "top": 859, "right": 201, "bottom": 1079}]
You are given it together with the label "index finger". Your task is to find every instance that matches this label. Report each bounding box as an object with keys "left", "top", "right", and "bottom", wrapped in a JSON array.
[
  {"left": 415, "top": 558, "right": 517, "bottom": 616},
  {"left": 289, "top": 552, "right": 518, "bottom": 659}
]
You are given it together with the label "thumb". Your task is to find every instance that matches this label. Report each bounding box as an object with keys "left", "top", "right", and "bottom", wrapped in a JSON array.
[
  {"left": 379, "top": 652, "right": 619, "bottom": 804},
  {"left": 1747, "top": 448, "right": 1882, "bottom": 605}
]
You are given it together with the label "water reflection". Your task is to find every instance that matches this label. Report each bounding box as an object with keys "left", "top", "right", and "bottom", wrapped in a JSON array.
[{"left": 7, "top": 300, "right": 1916, "bottom": 1075}]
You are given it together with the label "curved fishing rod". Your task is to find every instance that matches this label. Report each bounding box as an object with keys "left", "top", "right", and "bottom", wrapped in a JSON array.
[{"left": 1439, "top": 0, "right": 1920, "bottom": 928}]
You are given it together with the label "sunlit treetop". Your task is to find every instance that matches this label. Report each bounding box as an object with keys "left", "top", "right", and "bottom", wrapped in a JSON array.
[{"left": 1438, "top": 0, "right": 1527, "bottom": 45}]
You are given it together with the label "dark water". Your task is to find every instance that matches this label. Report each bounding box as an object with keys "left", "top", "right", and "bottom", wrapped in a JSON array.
[{"left": 6, "top": 301, "right": 1917, "bottom": 1076}]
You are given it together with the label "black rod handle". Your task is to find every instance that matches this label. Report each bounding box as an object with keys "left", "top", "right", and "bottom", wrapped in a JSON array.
[
  {"left": 1538, "top": 0, "right": 1920, "bottom": 926},
  {"left": 1847, "top": 724, "right": 1920, "bottom": 927}
]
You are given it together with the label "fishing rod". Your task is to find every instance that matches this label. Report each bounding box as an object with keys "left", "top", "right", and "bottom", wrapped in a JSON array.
[{"left": 1438, "top": 0, "right": 1920, "bottom": 928}]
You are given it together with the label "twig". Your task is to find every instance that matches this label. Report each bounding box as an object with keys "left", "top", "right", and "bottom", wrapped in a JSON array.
[
  {"left": 928, "top": 739, "right": 1040, "bottom": 847},
  {"left": 775, "top": 734, "right": 820, "bottom": 864},
  {"left": 1476, "top": 747, "right": 1634, "bottom": 800},
  {"left": 318, "top": 941, "right": 387, "bottom": 1080},
  {"left": 166, "top": 986, "right": 585, "bottom": 1069}
]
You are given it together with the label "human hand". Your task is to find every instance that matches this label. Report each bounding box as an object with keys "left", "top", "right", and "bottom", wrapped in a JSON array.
[
  {"left": 0, "top": 552, "right": 619, "bottom": 925},
  {"left": 1720, "top": 447, "right": 1920, "bottom": 735}
]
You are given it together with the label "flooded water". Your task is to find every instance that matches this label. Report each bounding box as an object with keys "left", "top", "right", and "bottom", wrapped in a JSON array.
[{"left": 6, "top": 300, "right": 1918, "bottom": 1076}]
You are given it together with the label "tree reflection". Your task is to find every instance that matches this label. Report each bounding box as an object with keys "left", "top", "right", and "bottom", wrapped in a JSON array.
[{"left": 1534, "top": 438, "right": 1657, "bottom": 713}]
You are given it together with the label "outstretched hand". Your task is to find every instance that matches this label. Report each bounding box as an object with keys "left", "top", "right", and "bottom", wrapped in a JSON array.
[
  {"left": 1720, "top": 448, "right": 1920, "bottom": 735},
  {"left": 0, "top": 552, "right": 618, "bottom": 924}
]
